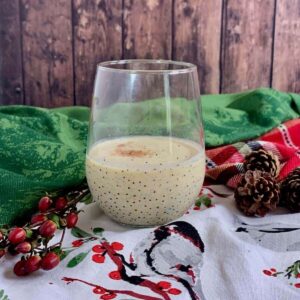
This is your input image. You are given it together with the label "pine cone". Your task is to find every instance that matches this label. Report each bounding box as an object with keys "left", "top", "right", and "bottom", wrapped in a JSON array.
[
  {"left": 235, "top": 170, "right": 280, "bottom": 217},
  {"left": 280, "top": 167, "right": 300, "bottom": 212},
  {"left": 244, "top": 149, "right": 280, "bottom": 178}
]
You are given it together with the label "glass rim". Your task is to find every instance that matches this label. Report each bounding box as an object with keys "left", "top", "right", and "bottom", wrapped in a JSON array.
[{"left": 97, "top": 59, "right": 197, "bottom": 74}]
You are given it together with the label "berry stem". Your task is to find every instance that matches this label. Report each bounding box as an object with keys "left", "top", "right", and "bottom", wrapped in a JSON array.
[
  {"left": 50, "top": 228, "right": 66, "bottom": 250},
  {"left": 62, "top": 277, "right": 162, "bottom": 300}
]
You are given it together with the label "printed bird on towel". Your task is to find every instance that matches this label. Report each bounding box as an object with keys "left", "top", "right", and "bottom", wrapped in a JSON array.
[
  {"left": 235, "top": 218, "right": 300, "bottom": 252},
  {"left": 123, "top": 221, "right": 206, "bottom": 300}
]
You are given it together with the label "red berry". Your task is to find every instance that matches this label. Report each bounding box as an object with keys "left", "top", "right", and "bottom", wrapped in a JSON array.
[
  {"left": 92, "top": 254, "right": 105, "bottom": 264},
  {"left": 14, "top": 260, "right": 29, "bottom": 276},
  {"left": 111, "top": 242, "right": 124, "bottom": 251},
  {"left": 8, "top": 228, "right": 26, "bottom": 244},
  {"left": 72, "top": 239, "right": 84, "bottom": 247},
  {"left": 270, "top": 268, "right": 277, "bottom": 273},
  {"left": 25, "top": 255, "right": 41, "bottom": 273},
  {"left": 31, "top": 214, "right": 47, "bottom": 225},
  {"left": 109, "top": 271, "right": 121, "bottom": 280},
  {"left": 295, "top": 283, "right": 300, "bottom": 288},
  {"left": 41, "top": 252, "right": 60, "bottom": 270},
  {"left": 157, "top": 281, "right": 171, "bottom": 289},
  {"left": 193, "top": 206, "right": 200, "bottom": 210},
  {"left": 39, "top": 220, "right": 57, "bottom": 237},
  {"left": 55, "top": 197, "right": 67, "bottom": 211},
  {"left": 297, "top": 274, "right": 300, "bottom": 279},
  {"left": 66, "top": 213, "right": 78, "bottom": 228},
  {"left": 168, "top": 288, "right": 182, "bottom": 295},
  {"left": 101, "top": 294, "right": 117, "bottom": 300},
  {"left": 39, "top": 196, "right": 52, "bottom": 212},
  {"left": 0, "top": 249, "right": 5, "bottom": 259},
  {"left": 15, "top": 241, "right": 31, "bottom": 253},
  {"left": 92, "top": 245, "right": 105, "bottom": 253},
  {"left": 263, "top": 270, "right": 272, "bottom": 276},
  {"left": 93, "top": 287, "right": 106, "bottom": 294}
]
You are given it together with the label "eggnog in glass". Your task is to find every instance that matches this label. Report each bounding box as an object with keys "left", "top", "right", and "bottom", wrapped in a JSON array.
[{"left": 86, "top": 60, "right": 205, "bottom": 226}]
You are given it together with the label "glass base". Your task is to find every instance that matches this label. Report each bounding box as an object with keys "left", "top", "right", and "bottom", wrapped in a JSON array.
[
  {"left": 115, "top": 221, "right": 165, "bottom": 228},
  {"left": 109, "top": 211, "right": 188, "bottom": 228}
]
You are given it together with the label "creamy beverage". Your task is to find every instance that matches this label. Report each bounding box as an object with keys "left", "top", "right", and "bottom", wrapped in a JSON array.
[{"left": 86, "top": 136, "right": 205, "bottom": 226}]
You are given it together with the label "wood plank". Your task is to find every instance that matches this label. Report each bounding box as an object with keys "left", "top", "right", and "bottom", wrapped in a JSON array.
[
  {"left": 221, "top": 0, "right": 275, "bottom": 93},
  {"left": 273, "top": 0, "right": 300, "bottom": 93},
  {"left": 0, "top": 0, "right": 23, "bottom": 104},
  {"left": 173, "top": 0, "right": 222, "bottom": 94},
  {"left": 21, "top": 0, "right": 73, "bottom": 107},
  {"left": 73, "top": 0, "right": 122, "bottom": 106},
  {"left": 124, "top": 0, "right": 172, "bottom": 59}
]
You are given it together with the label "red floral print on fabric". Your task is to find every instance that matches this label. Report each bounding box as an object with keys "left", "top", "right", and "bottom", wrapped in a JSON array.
[
  {"left": 263, "top": 262, "right": 300, "bottom": 288},
  {"left": 72, "top": 239, "right": 84, "bottom": 247},
  {"left": 92, "top": 254, "right": 105, "bottom": 264},
  {"left": 63, "top": 222, "right": 204, "bottom": 299}
]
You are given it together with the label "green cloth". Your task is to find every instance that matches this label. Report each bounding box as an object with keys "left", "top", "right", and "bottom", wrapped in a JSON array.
[
  {"left": 202, "top": 88, "right": 300, "bottom": 146},
  {"left": 1, "top": 88, "right": 300, "bottom": 225},
  {"left": 0, "top": 106, "right": 89, "bottom": 225},
  {"left": 94, "top": 88, "right": 300, "bottom": 147}
]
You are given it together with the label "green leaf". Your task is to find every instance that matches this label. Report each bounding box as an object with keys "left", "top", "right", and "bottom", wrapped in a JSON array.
[
  {"left": 49, "top": 214, "right": 60, "bottom": 228},
  {"left": 25, "top": 229, "right": 33, "bottom": 239},
  {"left": 0, "top": 289, "right": 9, "bottom": 300},
  {"left": 52, "top": 247, "right": 73, "bottom": 261},
  {"left": 195, "top": 198, "right": 202, "bottom": 207},
  {"left": 71, "top": 227, "right": 91, "bottom": 238},
  {"left": 93, "top": 227, "right": 104, "bottom": 236},
  {"left": 80, "top": 194, "right": 93, "bottom": 205},
  {"left": 196, "top": 195, "right": 212, "bottom": 208},
  {"left": 60, "top": 250, "right": 73, "bottom": 261},
  {"left": 67, "top": 252, "right": 89, "bottom": 268},
  {"left": 202, "top": 196, "right": 212, "bottom": 207}
]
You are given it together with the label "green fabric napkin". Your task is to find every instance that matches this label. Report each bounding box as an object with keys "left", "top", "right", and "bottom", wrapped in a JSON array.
[
  {"left": 202, "top": 88, "right": 300, "bottom": 146},
  {"left": 1, "top": 88, "right": 299, "bottom": 225},
  {"left": 0, "top": 106, "right": 89, "bottom": 225},
  {"left": 94, "top": 88, "right": 300, "bottom": 147}
]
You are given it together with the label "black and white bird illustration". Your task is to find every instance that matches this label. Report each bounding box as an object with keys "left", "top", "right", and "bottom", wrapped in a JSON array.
[
  {"left": 235, "top": 218, "right": 300, "bottom": 252},
  {"left": 129, "top": 221, "right": 206, "bottom": 300}
]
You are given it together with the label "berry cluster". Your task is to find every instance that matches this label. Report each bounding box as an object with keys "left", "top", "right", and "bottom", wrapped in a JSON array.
[{"left": 0, "top": 182, "right": 90, "bottom": 276}]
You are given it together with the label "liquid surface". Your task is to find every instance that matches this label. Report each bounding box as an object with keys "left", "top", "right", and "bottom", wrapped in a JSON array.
[{"left": 86, "top": 136, "right": 205, "bottom": 226}]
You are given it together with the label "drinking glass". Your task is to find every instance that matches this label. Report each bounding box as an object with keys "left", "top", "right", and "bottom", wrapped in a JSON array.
[{"left": 86, "top": 59, "right": 205, "bottom": 226}]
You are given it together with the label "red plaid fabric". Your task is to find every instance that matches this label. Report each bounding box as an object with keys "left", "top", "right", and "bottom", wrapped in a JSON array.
[{"left": 205, "top": 118, "right": 300, "bottom": 188}]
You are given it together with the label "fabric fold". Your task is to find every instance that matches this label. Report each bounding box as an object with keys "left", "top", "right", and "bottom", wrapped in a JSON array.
[{"left": 206, "top": 118, "right": 300, "bottom": 188}]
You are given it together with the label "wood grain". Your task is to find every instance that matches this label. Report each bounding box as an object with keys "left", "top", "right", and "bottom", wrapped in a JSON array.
[
  {"left": 221, "top": 0, "right": 275, "bottom": 93},
  {"left": 73, "top": 0, "right": 122, "bottom": 106},
  {"left": 1, "top": 0, "right": 300, "bottom": 107},
  {"left": 21, "top": 0, "right": 73, "bottom": 107},
  {"left": 0, "top": 0, "right": 23, "bottom": 104},
  {"left": 124, "top": 0, "right": 172, "bottom": 59},
  {"left": 174, "top": 0, "right": 222, "bottom": 94},
  {"left": 272, "top": 0, "right": 300, "bottom": 93}
]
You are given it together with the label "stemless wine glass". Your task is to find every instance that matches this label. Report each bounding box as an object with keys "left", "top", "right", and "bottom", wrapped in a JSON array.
[{"left": 86, "top": 60, "right": 205, "bottom": 227}]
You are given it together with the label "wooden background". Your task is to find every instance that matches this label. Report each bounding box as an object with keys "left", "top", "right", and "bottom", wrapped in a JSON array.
[{"left": 0, "top": 0, "right": 299, "bottom": 107}]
